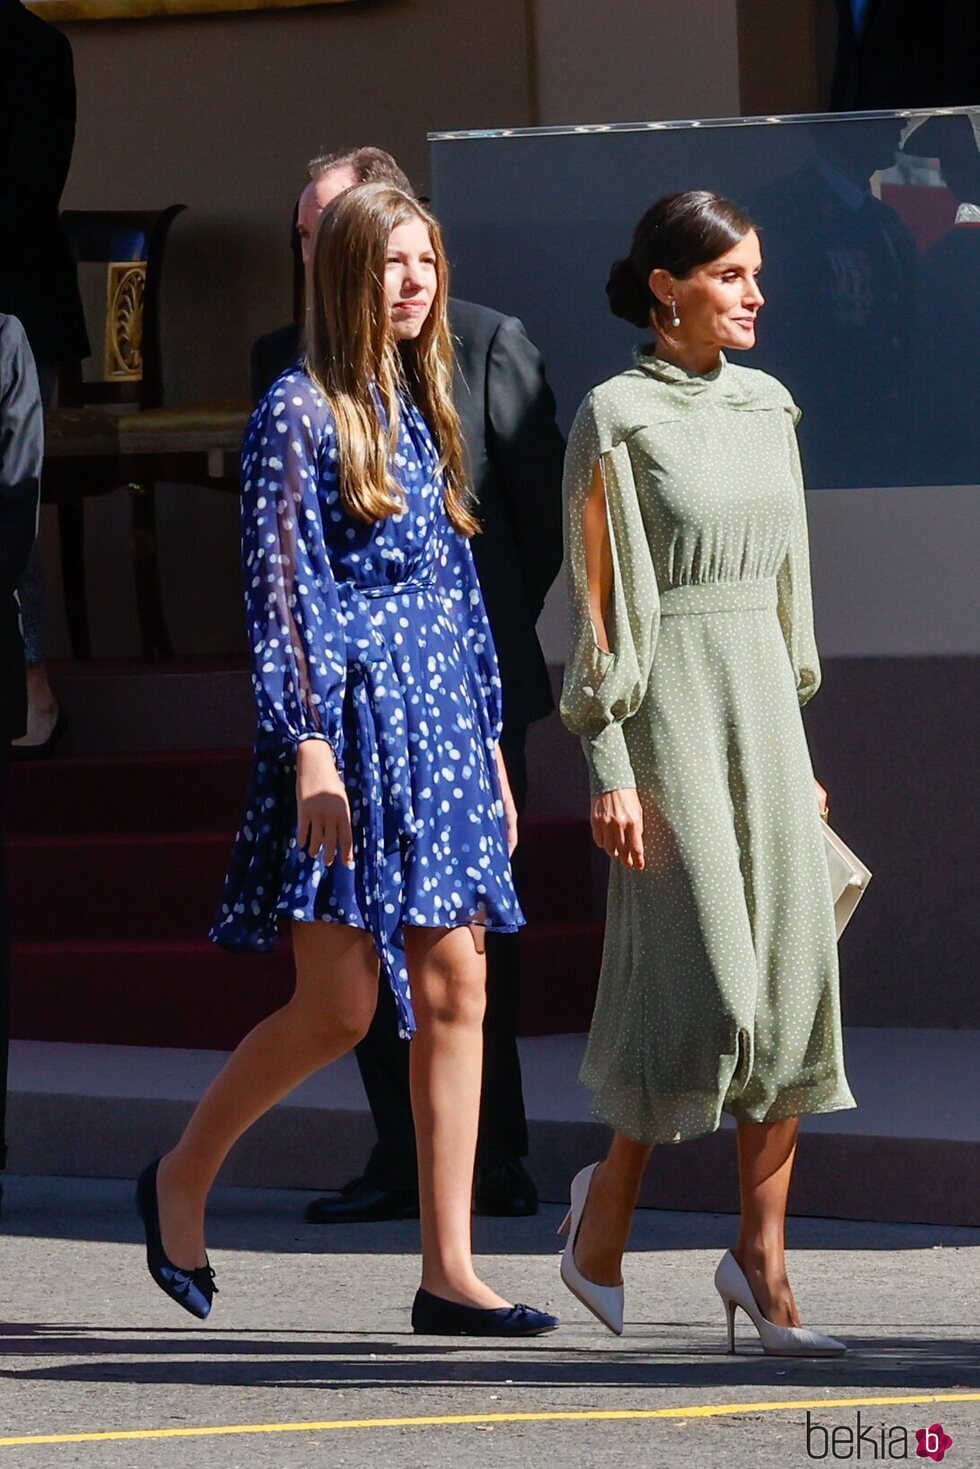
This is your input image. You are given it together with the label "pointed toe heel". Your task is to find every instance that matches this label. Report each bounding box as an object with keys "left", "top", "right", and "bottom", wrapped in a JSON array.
[
  {"left": 714, "top": 1250, "right": 845, "bottom": 1358},
  {"left": 558, "top": 1163, "right": 625, "bottom": 1336},
  {"left": 136, "top": 1159, "right": 218, "bottom": 1321}
]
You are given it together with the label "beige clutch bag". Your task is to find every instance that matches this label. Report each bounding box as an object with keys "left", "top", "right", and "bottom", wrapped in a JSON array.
[{"left": 822, "top": 818, "right": 872, "bottom": 938}]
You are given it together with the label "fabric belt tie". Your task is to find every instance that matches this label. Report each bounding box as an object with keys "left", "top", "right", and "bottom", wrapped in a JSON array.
[
  {"left": 658, "top": 578, "right": 777, "bottom": 617},
  {"left": 335, "top": 580, "right": 434, "bottom": 1039}
]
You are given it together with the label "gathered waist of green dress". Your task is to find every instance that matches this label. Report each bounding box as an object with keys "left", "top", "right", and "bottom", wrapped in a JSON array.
[{"left": 658, "top": 577, "right": 778, "bottom": 617}]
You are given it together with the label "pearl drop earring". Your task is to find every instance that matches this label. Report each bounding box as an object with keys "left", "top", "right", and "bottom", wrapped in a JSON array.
[{"left": 670, "top": 299, "right": 681, "bottom": 328}]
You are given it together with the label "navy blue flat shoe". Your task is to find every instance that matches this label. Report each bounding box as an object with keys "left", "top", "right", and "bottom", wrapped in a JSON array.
[
  {"left": 135, "top": 1159, "right": 217, "bottom": 1320},
  {"left": 411, "top": 1288, "right": 558, "bottom": 1336}
]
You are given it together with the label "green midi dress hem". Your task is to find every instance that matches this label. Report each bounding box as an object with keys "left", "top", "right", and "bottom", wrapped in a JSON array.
[{"left": 581, "top": 1064, "right": 858, "bottom": 1148}]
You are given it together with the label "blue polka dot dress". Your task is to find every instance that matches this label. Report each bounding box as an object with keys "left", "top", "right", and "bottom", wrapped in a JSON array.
[{"left": 210, "top": 369, "right": 525, "bottom": 1038}]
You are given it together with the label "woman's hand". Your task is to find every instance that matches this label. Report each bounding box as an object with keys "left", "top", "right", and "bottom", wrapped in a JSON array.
[
  {"left": 296, "top": 739, "right": 354, "bottom": 866},
  {"left": 814, "top": 778, "right": 829, "bottom": 820},
  {"left": 592, "top": 787, "right": 645, "bottom": 870},
  {"left": 494, "top": 744, "right": 519, "bottom": 856}
]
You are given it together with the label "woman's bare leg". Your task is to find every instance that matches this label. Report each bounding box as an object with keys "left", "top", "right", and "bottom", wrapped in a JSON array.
[
  {"left": 733, "top": 1116, "right": 802, "bottom": 1327},
  {"left": 406, "top": 924, "right": 509, "bottom": 1309},
  {"left": 156, "top": 922, "right": 379, "bottom": 1270},
  {"left": 569, "top": 1130, "right": 653, "bottom": 1287}
]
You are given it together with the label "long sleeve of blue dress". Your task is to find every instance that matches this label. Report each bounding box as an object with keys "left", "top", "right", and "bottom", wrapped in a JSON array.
[{"left": 241, "top": 379, "right": 348, "bottom": 766}]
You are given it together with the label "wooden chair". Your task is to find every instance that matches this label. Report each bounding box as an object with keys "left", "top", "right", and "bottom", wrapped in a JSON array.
[{"left": 42, "top": 208, "right": 251, "bottom": 659}]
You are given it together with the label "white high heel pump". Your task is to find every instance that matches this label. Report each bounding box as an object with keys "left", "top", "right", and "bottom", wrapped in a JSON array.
[
  {"left": 557, "top": 1163, "right": 625, "bottom": 1336},
  {"left": 714, "top": 1250, "right": 846, "bottom": 1357}
]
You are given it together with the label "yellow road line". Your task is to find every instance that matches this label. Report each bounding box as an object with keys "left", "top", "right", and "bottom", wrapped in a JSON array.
[{"left": 1, "top": 1393, "right": 977, "bottom": 1448}]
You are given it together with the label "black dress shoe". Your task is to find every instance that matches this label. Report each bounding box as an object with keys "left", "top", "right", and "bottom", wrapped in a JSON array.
[
  {"left": 10, "top": 710, "right": 68, "bottom": 762},
  {"left": 411, "top": 1287, "right": 559, "bottom": 1336},
  {"left": 474, "top": 1157, "right": 539, "bottom": 1217},
  {"left": 304, "top": 1176, "right": 420, "bottom": 1224}
]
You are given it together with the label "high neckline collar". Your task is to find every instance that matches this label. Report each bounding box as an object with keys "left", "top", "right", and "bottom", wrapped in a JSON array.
[{"left": 633, "top": 348, "right": 728, "bottom": 385}]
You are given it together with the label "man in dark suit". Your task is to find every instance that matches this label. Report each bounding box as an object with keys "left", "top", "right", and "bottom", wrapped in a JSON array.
[
  {"left": 0, "top": 0, "right": 88, "bottom": 754},
  {"left": 828, "top": 0, "right": 979, "bottom": 111},
  {"left": 0, "top": 314, "right": 44, "bottom": 1209},
  {"left": 253, "top": 147, "right": 565, "bottom": 1220}
]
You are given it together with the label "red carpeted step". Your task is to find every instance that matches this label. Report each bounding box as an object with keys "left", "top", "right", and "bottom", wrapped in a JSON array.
[
  {"left": 6, "top": 750, "right": 596, "bottom": 916},
  {"left": 10, "top": 940, "right": 295, "bottom": 1051},
  {"left": 7, "top": 819, "right": 594, "bottom": 942},
  {"left": 10, "top": 922, "right": 605, "bottom": 1049},
  {"left": 8, "top": 833, "right": 234, "bottom": 942},
  {"left": 6, "top": 750, "right": 251, "bottom": 838}
]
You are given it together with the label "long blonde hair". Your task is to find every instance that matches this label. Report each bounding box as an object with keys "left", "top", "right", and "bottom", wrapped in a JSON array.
[{"left": 305, "top": 183, "right": 477, "bottom": 535}]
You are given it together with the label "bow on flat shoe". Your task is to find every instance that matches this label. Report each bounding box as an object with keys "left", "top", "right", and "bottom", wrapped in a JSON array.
[
  {"left": 411, "top": 1288, "right": 558, "bottom": 1336},
  {"left": 136, "top": 1159, "right": 218, "bottom": 1321}
]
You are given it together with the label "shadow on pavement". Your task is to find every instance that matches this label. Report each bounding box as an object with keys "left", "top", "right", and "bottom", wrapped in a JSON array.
[{"left": 0, "top": 1322, "right": 977, "bottom": 1394}]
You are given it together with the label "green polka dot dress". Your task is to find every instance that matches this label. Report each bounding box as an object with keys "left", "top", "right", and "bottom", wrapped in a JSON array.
[{"left": 560, "top": 351, "right": 857, "bottom": 1146}]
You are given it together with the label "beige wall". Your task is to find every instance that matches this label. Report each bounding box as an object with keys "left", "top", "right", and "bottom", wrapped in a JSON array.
[
  {"left": 532, "top": 0, "right": 741, "bottom": 126},
  {"left": 736, "top": 0, "right": 824, "bottom": 116}
]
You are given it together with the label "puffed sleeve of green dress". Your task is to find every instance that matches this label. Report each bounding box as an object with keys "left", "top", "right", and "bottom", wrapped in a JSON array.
[
  {"left": 559, "top": 389, "right": 660, "bottom": 798},
  {"left": 776, "top": 399, "right": 822, "bottom": 707}
]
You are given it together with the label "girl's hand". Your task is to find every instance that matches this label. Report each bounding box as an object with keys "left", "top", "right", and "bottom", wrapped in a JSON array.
[
  {"left": 814, "top": 778, "right": 829, "bottom": 820},
  {"left": 592, "top": 787, "right": 645, "bottom": 870},
  {"left": 494, "top": 744, "right": 519, "bottom": 856},
  {"left": 296, "top": 739, "right": 354, "bottom": 867}
]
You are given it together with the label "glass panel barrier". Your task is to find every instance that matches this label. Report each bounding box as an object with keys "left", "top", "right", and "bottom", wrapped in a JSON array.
[{"left": 430, "top": 108, "right": 979, "bottom": 489}]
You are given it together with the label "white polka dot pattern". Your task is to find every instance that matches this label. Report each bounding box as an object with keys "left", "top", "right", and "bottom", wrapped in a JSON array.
[
  {"left": 211, "top": 370, "right": 524, "bottom": 1038},
  {"left": 560, "top": 351, "right": 857, "bottom": 1144}
]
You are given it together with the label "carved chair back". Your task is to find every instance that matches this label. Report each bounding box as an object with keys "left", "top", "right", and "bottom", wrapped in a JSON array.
[{"left": 58, "top": 207, "right": 186, "bottom": 412}]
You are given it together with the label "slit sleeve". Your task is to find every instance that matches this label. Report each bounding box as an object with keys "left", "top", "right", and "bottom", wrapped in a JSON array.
[
  {"left": 559, "top": 392, "right": 660, "bottom": 796},
  {"left": 241, "top": 377, "right": 349, "bottom": 765},
  {"left": 776, "top": 400, "right": 822, "bottom": 707}
]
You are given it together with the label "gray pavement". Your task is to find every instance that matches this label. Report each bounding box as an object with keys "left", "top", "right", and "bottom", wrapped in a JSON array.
[{"left": 0, "top": 1175, "right": 977, "bottom": 1468}]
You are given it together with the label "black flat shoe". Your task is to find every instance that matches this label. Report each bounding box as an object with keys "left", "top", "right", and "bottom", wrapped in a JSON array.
[
  {"left": 411, "top": 1288, "right": 559, "bottom": 1337},
  {"left": 10, "top": 710, "right": 68, "bottom": 762},
  {"left": 474, "top": 1157, "right": 539, "bottom": 1217},
  {"left": 304, "top": 1176, "right": 420, "bottom": 1224},
  {"left": 135, "top": 1159, "right": 217, "bottom": 1320}
]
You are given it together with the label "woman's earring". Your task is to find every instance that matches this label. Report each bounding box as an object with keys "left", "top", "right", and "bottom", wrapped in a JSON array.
[{"left": 670, "top": 299, "right": 681, "bottom": 328}]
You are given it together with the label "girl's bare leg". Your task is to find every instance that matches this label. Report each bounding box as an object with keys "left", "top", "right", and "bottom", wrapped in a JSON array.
[
  {"left": 406, "top": 924, "right": 509, "bottom": 1309},
  {"left": 156, "top": 921, "right": 379, "bottom": 1269},
  {"left": 733, "top": 1116, "right": 803, "bottom": 1327}
]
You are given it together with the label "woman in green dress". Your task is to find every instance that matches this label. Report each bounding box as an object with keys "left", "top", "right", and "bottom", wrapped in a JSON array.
[{"left": 558, "top": 191, "right": 856, "bottom": 1356}]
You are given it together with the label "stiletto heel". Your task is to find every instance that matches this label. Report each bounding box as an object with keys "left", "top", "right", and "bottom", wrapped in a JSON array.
[
  {"left": 724, "top": 1295, "right": 737, "bottom": 1353},
  {"left": 557, "top": 1209, "right": 571, "bottom": 1238},
  {"left": 714, "top": 1250, "right": 844, "bottom": 1357},
  {"left": 558, "top": 1163, "right": 625, "bottom": 1336},
  {"left": 136, "top": 1158, "right": 218, "bottom": 1321}
]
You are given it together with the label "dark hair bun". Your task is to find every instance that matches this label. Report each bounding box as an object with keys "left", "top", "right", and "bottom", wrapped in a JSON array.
[{"left": 606, "top": 257, "right": 651, "bottom": 329}]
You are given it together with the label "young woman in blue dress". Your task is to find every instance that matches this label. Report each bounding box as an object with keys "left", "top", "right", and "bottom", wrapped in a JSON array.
[{"left": 136, "top": 184, "right": 557, "bottom": 1338}]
